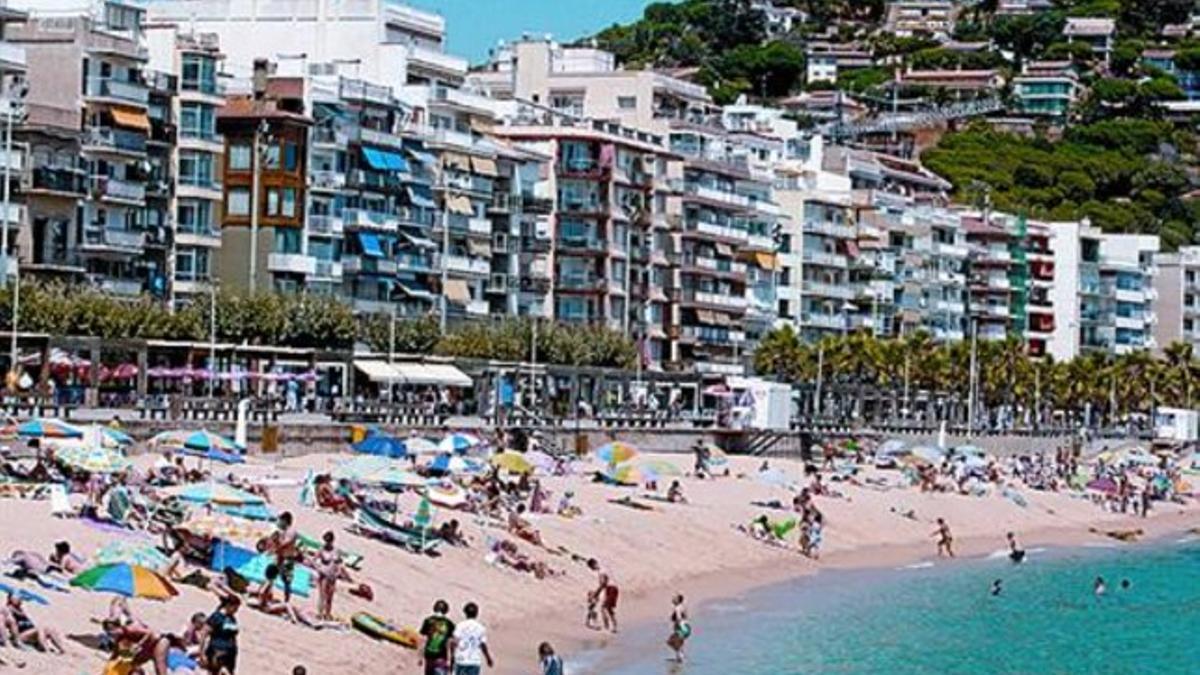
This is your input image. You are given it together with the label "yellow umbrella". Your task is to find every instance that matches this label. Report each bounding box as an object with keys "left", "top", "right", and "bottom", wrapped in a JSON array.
[{"left": 490, "top": 451, "right": 534, "bottom": 475}]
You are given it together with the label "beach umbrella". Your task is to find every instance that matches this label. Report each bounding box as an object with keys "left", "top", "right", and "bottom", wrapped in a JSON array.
[
  {"left": 179, "top": 513, "right": 274, "bottom": 543},
  {"left": 70, "top": 563, "right": 178, "bottom": 600},
  {"left": 639, "top": 459, "right": 683, "bottom": 479},
  {"left": 56, "top": 446, "right": 133, "bottom": 474},
  {"left": 352, "top": 434, "right": 409, "bottom": 459},
  {"left": 152, "top": 430, "right": 242, "bottom": 453},
  {"left": 524, "top": 450, "right": 557, "bottom": 473},
  {"left": 490, "top": 450, "right": 534, "bottom": 475},
  {"left": 706, "top": 445, "right": 729, "bottom": 467},
  {"left": 426, "top": 482, "right": 467, "bottom": 509},
  {"left": 165, "top": 483, "right": 265, "bottom": 506},
  {"left": 413, "top": 496, "right": 433, "bottom": 530},
  {"left": 180, "top": 447, "right": 245, "bottom": 465},
  {"left": 403, "top": 437, "right": 440, "bottom": 455},
  {"left": 438, "top": 433, "right": 481, "bottom": 454},
  {"left": 427, "top": 453, "right": 484, "bottom": 475},
  {"left": 756, "top": 468, "right": 792, "bottom": 488},
  {"left": 332, "top": 455, "right": 393, "bottom": 482},
  {"left": 954, "top": 444, "right": 986, "bottom": 458},
  {"left": 97, "top": 426, "right": 134, "bottom": 447},
  {"left": 17, "top": 418, "right": 83, "bottom": 439},
  {"left": 607, "top": 463, "right": 644, "bottom": 486},
  {"left": 0, "top": 582, "right": 48, "bottom": 606},
  {"left": 910, "top": 445, "right": 946, "bottom": 464},
  {"left": 878, "top": 440, "right": 907, "bottom": 456},
  {"left": 93, "top": 541, "right": 170, "bottom": 572},
  {"left": 363, "top": 465, "right": 427, "bottom": 489},
  {"left": 595, "top": 441, "right": 639, "bottom": 465}
]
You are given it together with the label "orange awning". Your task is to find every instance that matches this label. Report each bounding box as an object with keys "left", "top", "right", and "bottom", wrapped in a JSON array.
[
  {"left": 446, "top": 195, "right": 474, "bottom": 215},
  {"left": 110, "top": 108, "right": 150, "bottom": 133},
  {"left": 470, "top": 156, "right": 499, "bottom": 177},
  {"left": 443, "top": 279, "right": 470, "bottom": 305},
  {"left": 754, "top": 252, "right": 778, "bottom": 270}
]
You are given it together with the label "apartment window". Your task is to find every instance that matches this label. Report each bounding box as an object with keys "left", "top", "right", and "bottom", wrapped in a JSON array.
[
  {"left": 262, "top": 144, "right": 281, "bottom": 169},
  {"left": 266, "top": 188, "right": 297, "bottom": 218},
  {"left": 176, "top": 247, "right": 210, "bottom": 281},
  {"left": 177, "top": 199, "right": 212, "bottom": 235},
  {"left": 181, "top": 54, "right": 217, "bottom": 94},
  {"left": 1187, "top": 319, "right": 1194, "bottom": 332},
  {"left": 617, "top": 96, "right": 637, "bottom": 110},
  {"left": 179, "top": 102, "right": 216, "bottom": 140},
  {"left": 283, "top": 143, "right": 299, "bottom": 171},
  {"left": 227, "top": 188, "right": 250, "bottom": 216},
  {"left": 229, "top": 144, "right": 251, "bottom": 171},
  {"left": 274, "top": 228, "right": 301, "bottom": 254},
  {"left": 1189, "top": 271, "right": 1196, "bottom": 284},
  {"left": 179, "top": 151, "right": 213, "bottom": 187}
]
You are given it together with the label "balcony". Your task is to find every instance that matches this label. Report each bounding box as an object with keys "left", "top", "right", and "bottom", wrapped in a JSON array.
[
  {"left": 343, "top": 209, "right": 397, "bottom": 232},
  {"left": 933, "top": 242, "right": 970, "bottom": 258},
  {"left": 0, "top": 203, "right": 24, "bottom": 227},
  {"left": 937, "top": 270, "right": 966, "bottom": 285},
  {"left": 93, "top": 176, "right": 146, "bottom": 204},
  {"left": 407, "top": 44, "right": 468, "bottom": 77},
  {"left": 81, "top": 227, "right": 145, "bottom": 254},
  {"left": 89, "top": 275, "right": 143, "bottom": 296},
  {"left": 0, "top": 148, "right": 22, "bottom": 174},
  {"left": 680, "top": 325, "right": 747, "bottom": 344},
  {"left": 444, "top": 255, "right": 489, "bottom": 276},
  {"left": 935, "top": 299, "right": 966, "bottom": 314},
  {"left": 521, "top": 195, "right": 554, "bottom": 215},
  {"left": 396, "top": 253, "right": 434, "bottom": 272},
  {"left": 82, "top": 127, "right": 147, "bottom": 156},
  {"left": 468, "top": 217, "right": 492, "bottom": 235},
  {"left": 556, "top": 236, "right": 606, "bottom": 254},
  {"left": 802, "top": 251, "right": 849, "bottom": 269},
  {"left": 689, "top": 256, "right": 747, "bottom": 276},
  {"left": 684, "top": 183, "right": 751, "bottom": 209},
  {"left": 804, "top": 220, "right": 855, "bottom": 239},
  {"left": 688, "top": 219, "right": 749, "bottom": 242},
  {"left": 348, "top": 169, "right": 406, "bottom": 193},
  {"left": 557, "top": 273, "right": 604, "bottom": 291},
  {"left": 343, "top": 256, "right": 398, "bottom": 275},
  {"left": 801, "top": 312, "right": 846, "bottom": 331},
  {"left": 746, "top": 233, "right": 776, "bottom": 251},
  {"left": 268, "top": 252, "right": 317, "bottom": 276},
  {"left": 683, "top": 289, "right": 749, "bottom": 310},
  {"left": 85, "top": 78, "right": 149, "bottom": 107},
  {"left": 465, "top": 299, "right": 490, "bottom": 316},
  {"left": 1114, "top": 287, "right": 1146, "bottom": 303},
  {"left": 28, "top": 167, "right": 86, "bottom": 196},
  {"left": 311, "top": 170, "right": 346, "bottom": 191},
  {"left": 308, "top": 214, "right": 345, "bottom": 236},
  {"left": 175, "top": 226, "right": 221, "bottom": 248},
  {"left": 802, "top": 280, "right": 855, "bottom": 300},
  {"left": 314, "top": 260, "right": 344, "bottom": 280}
]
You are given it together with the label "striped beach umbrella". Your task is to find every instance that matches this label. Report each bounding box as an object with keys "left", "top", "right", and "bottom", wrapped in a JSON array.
[
  {"left": 56, "top": 446, "right": 132, "bottom": 474},
  {"left": 427, "top": 453, "right": 484, "bottom": 475},
  {"left": 165, "top": 482, "right": 264, "bottom": 506},
  {"left": 639, "top": 459, "right": 683, "bottom": 479},
  {"left": 438, "top": 433, "right": 481, "bottom": 454},
  {"left": 71, "top": 563, "right": 178, "bottom": 600},
  {"left": 93, "top": 541, "right": 170, "bottom": 572},
  {"left": 595, "top": 441, "right": 639, "bottom": 465},
  {"left": 17, "top": 418, "right": 83, "bottom": 439}
]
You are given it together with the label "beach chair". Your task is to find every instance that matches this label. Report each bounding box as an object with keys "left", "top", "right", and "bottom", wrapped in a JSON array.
[{"left": 351, "top": 507, "right": 441, "bottom": 555}]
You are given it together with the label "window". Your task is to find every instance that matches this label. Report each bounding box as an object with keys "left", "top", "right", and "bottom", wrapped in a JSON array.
[
  {"left": 229, "top": 144, "right": 251, "bottom": 171},
  {"left": 266, "top": 188, "right": 297, "bottom": 218},
  {"left": 274, "top": 228, "right": 301, "bottom": 254},
  {"left": 177, "top": 199, "right": 213, "bottom": 235},
  {"left": 283, "top": 143, "right": 299, "bottom": 171},
  {"left": 181, "top": 55, "right": 217, "bottom": 94},
  {"left": 180, "top": 103, "right": 216, "bottom": 140},
  {"left": 227, "top": 188, "right": 250, "bottom": 216},
  {"left": 617, "top": 96, "right": 637, "bottom": 110},
  {"left": 262, "top": 144, "right": 281, "bottom": 169}
]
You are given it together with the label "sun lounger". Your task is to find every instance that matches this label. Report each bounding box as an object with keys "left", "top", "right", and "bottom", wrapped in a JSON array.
[{"left": 351, "top": 507, "right": 441, "bottom": 555}]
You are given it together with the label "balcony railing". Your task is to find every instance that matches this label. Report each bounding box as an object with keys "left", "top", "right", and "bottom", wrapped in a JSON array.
[
  {"left": 85, "top": 78, "right": 149, "bottom": 106},
  {"left": 804, "top": 219, "right": 855, "bottom": 238},
  {"left": 83, "top": 127, "right": 147, "bottom": 154},
  {"left": 308, "top": 214, "right": 345, "bottom": 236},
  {"left": 268, "top": 252, "right": 317, "bottom": 276},
  {"left": 688, "top": 219, "right": 749, "bottom": 242},
  {"left": 802, "top": 280, "right": 855, "bottom": 300},
  {"left": 311, "top": 170, "right": 347, "bottom": 190},
  {"left": 444, "top": 255, "right": 489, "bottom": 275},
  {"left": 94, "top": 177, "right": 146, "bottom": 203},
  {"left": 685, "top": 183, "right": 751, "bottom": 208},
  {"left": 689, "top": 256, "right": 747, "bottom": 275},
  {"left": 801, "top": 312, "right": 846, "bottom": 331},
  {"left": 82, "top": 227, "right": 145, "bottom": 252},
  {"left": 314, "top": 260, "right": 344, "bottom": 279},
  {"left": 682, "top": 289, "right": 748, "bottom": 310},
  {"left": 802, "top": 251, "right": 849, "bottom": 269},
  {"left": 29, "top": 167, "right": 86, "bottom": 195}
]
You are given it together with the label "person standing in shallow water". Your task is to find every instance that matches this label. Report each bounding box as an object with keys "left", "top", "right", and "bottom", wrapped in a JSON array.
[
  {"left": 666, "top": 593, "right": 691, "bottom": 663},
  {"left": 933, "top": 518, "right": 954, "bottom": 557}
]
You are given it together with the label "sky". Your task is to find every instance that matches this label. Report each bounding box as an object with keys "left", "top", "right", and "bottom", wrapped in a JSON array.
[{"left": 407, "top": 0, "right": 661, "bottom": 64}]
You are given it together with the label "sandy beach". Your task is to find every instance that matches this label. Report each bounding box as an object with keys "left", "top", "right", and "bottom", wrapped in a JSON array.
[{"left": 0, "top": 451, "right": 1196, "bottom": 674}]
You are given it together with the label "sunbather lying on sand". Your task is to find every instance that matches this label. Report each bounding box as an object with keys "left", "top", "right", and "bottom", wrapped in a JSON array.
[
  {"left": 1088, "top": 527, "right": 1144, "bottom": 542},
  {"left": 489, "top": 540, "right": 561, "bottom": 580}
]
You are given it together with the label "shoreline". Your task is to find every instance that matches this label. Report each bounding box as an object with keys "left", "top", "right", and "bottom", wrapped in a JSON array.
[{"left": 489, "top": 509, "right": 1199, "bottom": 674}]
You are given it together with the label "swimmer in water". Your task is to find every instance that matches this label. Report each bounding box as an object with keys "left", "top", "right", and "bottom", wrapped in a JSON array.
[
  {"left": 1006, "top": 532, "right": 1025, "bottom": 564},
  {"left": 991, "top": 579, "right": 1003, "bottom": 596},
  {"left": 1120, "top": 579, "right": 1131, "bottom": 590},
  {"left": 1094, "top": 576, "right": 1106, "bottom": 597}
]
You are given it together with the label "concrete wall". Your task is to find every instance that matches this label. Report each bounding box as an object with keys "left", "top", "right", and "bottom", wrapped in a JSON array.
[{"left": 1153, "top": 252, "right": 1182, "bottom": 353}]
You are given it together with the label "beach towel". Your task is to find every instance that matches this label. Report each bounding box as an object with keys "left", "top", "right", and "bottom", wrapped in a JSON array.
[{"left": 209, "top": 539, "right": 312, "bottom": 598}]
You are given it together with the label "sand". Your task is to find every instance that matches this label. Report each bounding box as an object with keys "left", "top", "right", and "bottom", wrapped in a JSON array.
[{"left": 1, "top": 452, "right": 1196, "bottom": 674}]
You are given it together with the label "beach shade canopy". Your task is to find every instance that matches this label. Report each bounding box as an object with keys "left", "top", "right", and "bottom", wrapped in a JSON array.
[
  {"left": 363, "top": 465, "right": 427, "bottom": 489},
  {"left": 165, "top": 482, "right": 265, "bottom": 507},
  {"left": 152, "top": 430, "right": 243, "bottom": 454},
  {"left": 438, "top": 433, "right": 481, "bottom": 454},
  {"left": 93, "top": 541, "right": 171, "bottom": 572},
  {"left": 180, "top": 446, "right": 245, "bottom": 465},
  {"left": 413, "top": 495, "right": 433, "bottom": 529},
  {"left": 71, "top": 563, "right": 178, "bottom": 600},
  {"left": 606, "top": 463, "right": 644, "bottom": 486},
  {"left": 490, "top": 450, "right": 534, "bottom": 475},
  {"left": 595, "top": 441, "right": 639, "bottom": 465},
  {"left": 909, "top": 445, "right": 946, "bottom": 464},
  {"left": 210, "top": 540, "right": 312, "bottom": 598},
  {"left": 640, "top": 459, "right": 683, "bottom": 479},
  {"left": 0, "top": 581, "right": 48, "bottom": 606},
  {"left": 426, "top": 482, "right": 468, "bottom": 509},
  {"left": 352, "top": 434, "right": 409, "bottom": 459},
  {"left": 179, "top": 513, "right": 274, "bottom": 544},
  {"left": 524, "top": 450, "right": 557, "bottom": 473},
  {"left": 426, "top": 453, "right": 485, "bottom": 475},
  {"left": 17, "top": 418, "right": 84, "bottom": 439},
  {"left": 56, "top": 446, "right": 133, "bottom": 474},
  {"left": 98, "top": 426, "right": 134, "bottom": 447}
]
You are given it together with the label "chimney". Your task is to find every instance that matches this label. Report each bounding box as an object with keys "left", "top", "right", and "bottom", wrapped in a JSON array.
[{"left": 252, "top": 58, "right": 269, "bottom": 100}]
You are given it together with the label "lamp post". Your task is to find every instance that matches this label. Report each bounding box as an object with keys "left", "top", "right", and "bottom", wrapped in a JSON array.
[
  {"left": 249, "top": 120, "right": 271, "bottom": 295},
  {"left": 967, "top": 316, "right": 978, "bottom": 437},
  {"left": 208, "top": 281, "right": 217, "bottom": 399},
  {"left": 3, "top": 85, "right": 28, "bottom": 381}
]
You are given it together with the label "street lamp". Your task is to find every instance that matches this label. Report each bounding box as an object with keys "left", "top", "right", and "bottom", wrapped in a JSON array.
[
  {"left": 249, "top": 120, "right": 272, "bottom": 294},
  {"left": 208, "top": 280, "right": 218, "bottom": 398},
  {"left": 1, "top": 80, "right": 28, "bottom": 283}
]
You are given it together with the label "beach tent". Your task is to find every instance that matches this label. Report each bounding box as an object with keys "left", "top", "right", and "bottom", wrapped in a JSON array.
[{"left": 210, "top": 540, "right": 312, "bottom": 598}]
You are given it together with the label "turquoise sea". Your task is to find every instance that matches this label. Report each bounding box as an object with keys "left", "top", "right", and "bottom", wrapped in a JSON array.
[{"left": 594, "top": 539, "right": 1200, "bottom": 674}]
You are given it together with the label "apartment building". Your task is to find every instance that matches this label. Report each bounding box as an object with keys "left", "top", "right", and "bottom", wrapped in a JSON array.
[
  {"left": 804, "top": 42, "right": 873, "bottom": 85},
  {"left": 885, "top": 1, "right": 958, "bottom": 38},
  {"left": 1064, "top": 17, "right": 1116, "bottom": 68},
  {"left": 146, "top": 0, "right": 468, "bottom": 90},
  {"left": 1152, "top": 247, "right": 1200, "bottom": 351},
  {"left": 0, "top": 4, "right": 27, "bottom": 278},
  {"left": 10, "top": 1, "right": 155, "bottom": 295},
  {"left": 1013, "top": 61, "right": 1079, "bottom": 118},
  {"left": 1098, "top": 235, "right": 1159, "bottom": 355},
  {"left": 216, "top": 71, "right": 312, "bottom": 293}
]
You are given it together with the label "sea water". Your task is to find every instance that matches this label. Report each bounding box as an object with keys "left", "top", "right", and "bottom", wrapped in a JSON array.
[{"left": 596, "top": 540, "right": 1200, "bottom": 674}]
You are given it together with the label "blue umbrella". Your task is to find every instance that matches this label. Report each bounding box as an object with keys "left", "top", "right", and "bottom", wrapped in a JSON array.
[
  {"left": 0, "top": 581, "right": 49, "bottom": 606},
  {"left": 438, "top": 433, "right": 481, "bottom": 454},
  {"left": 100, "top": 427, "right": 134, "bottom": 446},
  {"left": 353, "top": 434, "right": 408, "bottom": 459},
  {"left": 179, "top": 447, "right": 245, "bottom": 465},
  {"left": 427, "top": 453, "right": 484, "bottom": 475}
]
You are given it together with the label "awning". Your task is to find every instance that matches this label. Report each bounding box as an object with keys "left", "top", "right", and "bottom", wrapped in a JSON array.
[
  {"left": 470, "top": 156, "right": 499, "bottom": 177},
  {"left": 715, "top": 243, "right": 734, "bottom": 257},
  {"left": 442, "top": 152, "right": 470, "bottom": 172},
  {"left": 446, "top": 195, "right": 474, "bottom": 215},
  {"left": 362, "top": 147, "right": 409, "bottom": 172},
  {"left": 443, "top": 278, "right": 470, "bottom": 305},
  {"left": 695, "top": 309, "right": 715, "bottom": 325},
  {"left": 754, "top": 252, "right": 777, "bottom": 270},
  {"left": 842, "top": 240, "right": 860, "bottom": 258},
  {"left": 398, "top": 231, "right": 437, "bottom": 250},
  {"left": 111, "top": 108, "right": 150, "bottom": 133},
  {"left": 392, "top": 363, "right": 472, "bottom": 387},
  {"left": 396, "top": 282, "right": 436, "bottom": 300},
  {"left": 355, "top": 360, "right": 402, "bottom": 383},
  {"left": 407, "top": 184, "right": 437, "bottom": 209},
  {"left": 712, "top": 312, "right": 732, "bottom": 327},
  {"left": 467, "top": 239, "right": 491, "bottom": 257},
  {"left": 357, "top": 232, "right": 384, "bottom": 258},
  {"left": 405, "top": 147, "right": 439, "bottom": 167}
]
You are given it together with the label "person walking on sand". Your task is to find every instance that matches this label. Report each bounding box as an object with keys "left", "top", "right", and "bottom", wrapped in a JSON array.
[
  {"left": 449, "top": 602, "right": 493, "bottom": 675},
  {"left": 263, "top": 512, "right": 301, "bottom": 604},
  {"left": 933, "top": 518, "right": 954, "bottom": 557},
  {"left": 587, "top": 558, "right": 619, "bottom": 633},
  {"left": 667, "top": 594, "right": 691, "bottom": 663},
  {"left": 1006, "top": 532, "right": 1025, "bottom": 564},
  {"left": 420, "top": 600, "right": 455, "bottom": 675},
  {"left": 538, "top": 642, "right": 563, "bottom": 675}
]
